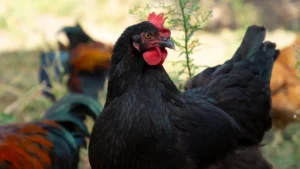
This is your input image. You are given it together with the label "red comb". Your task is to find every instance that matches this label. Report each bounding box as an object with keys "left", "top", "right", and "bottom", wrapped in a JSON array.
[{"left": 148, "top": 12, "right": 171, "bottom": 38}]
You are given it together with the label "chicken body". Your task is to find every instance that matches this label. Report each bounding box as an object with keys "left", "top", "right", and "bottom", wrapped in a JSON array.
[{"left": 89, "top": 13, "right": 278, "bottom": 169}]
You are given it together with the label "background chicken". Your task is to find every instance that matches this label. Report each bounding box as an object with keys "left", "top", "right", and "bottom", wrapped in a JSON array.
[
  {"left": 0, "top": 22, "right": 113, "bottom": 168},
  {"left": 0, "top": 93, "right": 102, "bottom": 169},
  {"left": 89, "top": 12, "right": 278, "bottom": 169},
  {"left": 39, "top": 22, "right": 112, "bottom": 102},
  {"left": 269, "top": 34, "right": 300, "bottom": 128}
]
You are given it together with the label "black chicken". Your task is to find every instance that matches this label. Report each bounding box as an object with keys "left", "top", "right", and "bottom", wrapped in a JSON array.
[{"left": 89, "top": 12, "right": 279, "bottom": 169}]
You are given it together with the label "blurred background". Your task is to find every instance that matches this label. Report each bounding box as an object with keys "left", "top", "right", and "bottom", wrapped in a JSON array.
[{"left": 0, "top": 0, "right": 300, "bottom": 168}]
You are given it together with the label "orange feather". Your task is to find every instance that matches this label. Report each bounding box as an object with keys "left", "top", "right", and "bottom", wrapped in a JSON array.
[
  {"left": 70, "top": 43, "right": 112, "bottom": 73},
  {"left": 18, "top": 124, "right": 46, "bottom": 134},
  {"left": 41, "top": 120, "right": 60, "bottom": 127},
  {"left": 0, "top": 121, "right": 63, "bottom": 169},
  {"left": 67, "top": 73, "right": 83, "bottom": 93}
]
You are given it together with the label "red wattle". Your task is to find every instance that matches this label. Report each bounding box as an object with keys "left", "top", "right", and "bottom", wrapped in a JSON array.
[{"left": 143, "top": 47, "right": 168, "bottom": 66}]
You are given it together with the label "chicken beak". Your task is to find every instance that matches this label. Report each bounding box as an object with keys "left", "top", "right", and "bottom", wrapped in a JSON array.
[{"left": 159, "top": 38, "right": 175, "bottom": 50}]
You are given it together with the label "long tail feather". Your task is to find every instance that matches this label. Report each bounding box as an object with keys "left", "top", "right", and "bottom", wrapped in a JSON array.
[
  {"left": 39, "top": 51, "right": 70, "bottom": 102},
  {"left": 43, "top": 93, "right": 102, "bottom": 137},
  {"left": 0, "top": 93, "right": 102, "bottom": 169}
]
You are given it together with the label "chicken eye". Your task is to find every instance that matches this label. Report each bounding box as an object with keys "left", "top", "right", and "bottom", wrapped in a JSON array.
[{"left": 144, "top": 33, "right": 151, "bottom": 39}]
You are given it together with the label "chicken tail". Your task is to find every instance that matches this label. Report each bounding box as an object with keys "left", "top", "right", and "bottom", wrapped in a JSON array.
[
  {"left": 227, "top": 26, "right": 280, "bottom": 85},
  {"left": 184, "top": 25, "right": 280, "bottom": 144},
  {"left": 0, "top": 93, "right": 102, "bottom": 169},
  {"left": 39, "top": 51, "right": 70, "bottom": 102},
  {"left": 42, "top": 93, "right": 102, "bottom": 140},
  {"left": 40, "top": 93, "right": 102, "bottom": 168},
  {"left": 230, "top": 26, "right": 279, "bottom": 64}
]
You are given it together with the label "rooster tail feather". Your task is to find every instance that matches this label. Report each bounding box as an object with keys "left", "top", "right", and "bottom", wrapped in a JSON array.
[
  {"left": 39, "top": 51, "right": 56, "bottom": 102},
  {"left": 38, "top": 93, "right": 102, "bottom": 168},
  {"left": 40, "top": 123, "right": 80, "bottom": 168},
  {"left": 39, "top": 51, "right": 70, "bottom": 102},
  {"left": 42, "top": 93, "right": 102, "bottom": 139}
]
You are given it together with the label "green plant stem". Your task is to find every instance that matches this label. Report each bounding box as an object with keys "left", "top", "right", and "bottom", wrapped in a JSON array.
[{"left": 179, "top": 0, "right": 192, "bottom": 78}]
